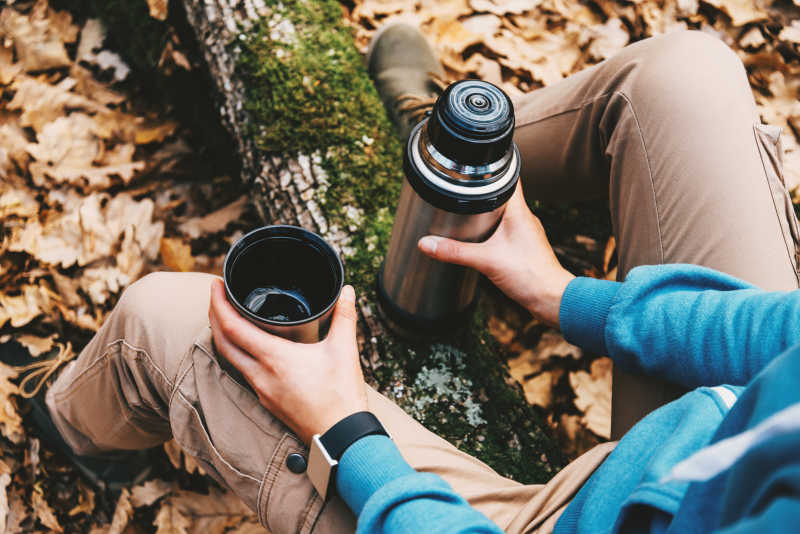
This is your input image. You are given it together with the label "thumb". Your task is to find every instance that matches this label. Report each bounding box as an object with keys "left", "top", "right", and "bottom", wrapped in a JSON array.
[
  {"left": 327, "top": 285, "right": 358, "bottom": 343},
  {"left": 418, "top": 235, "right": 489, "bottom": 272}
]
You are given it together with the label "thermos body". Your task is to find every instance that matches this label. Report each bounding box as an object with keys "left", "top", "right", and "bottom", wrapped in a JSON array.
[
  {"left": 381, "top": 179, "right": 504, "bottom": 321},
  {"left": 378, "top": 80, "right": 521, "bottom": 334}
]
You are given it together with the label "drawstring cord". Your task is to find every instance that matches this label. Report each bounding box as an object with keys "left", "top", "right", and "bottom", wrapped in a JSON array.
[{"left": 14, "top": 342, "right": 74, "bottom": 399}]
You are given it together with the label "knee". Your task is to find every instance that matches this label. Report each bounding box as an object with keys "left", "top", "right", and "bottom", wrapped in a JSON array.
[
  {"left": 637, "top": 31, "right": 744, "bottom": 83},
  {"left": 622, "top": 31, "right": 750, "bottom": 112},
  {"left": 115, "top": 272, "right": 176, "bottom": 322},
  {"left": 113, "top": 271, "right": 216, "bottom": 330}
]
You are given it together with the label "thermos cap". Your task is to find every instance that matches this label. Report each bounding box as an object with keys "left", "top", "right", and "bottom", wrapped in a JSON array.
[{"left": 427, "top": 80, "right": 515, "bottom": 167}]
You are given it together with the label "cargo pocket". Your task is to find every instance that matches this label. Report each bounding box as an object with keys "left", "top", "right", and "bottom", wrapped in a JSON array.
[
  {"left": 754, "top": 124, "right": 800, "bottom": 282},
  {"left": 170, "top": 328, "right": 329, "bottom": 533}
]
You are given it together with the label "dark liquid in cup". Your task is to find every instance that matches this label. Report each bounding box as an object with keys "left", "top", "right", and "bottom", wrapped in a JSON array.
[
  {"left": 228, "top": 234, "right": 339, "bottom": 324},
  {"left": 243, "top": 286, "right": 312, "bottom": 322}
]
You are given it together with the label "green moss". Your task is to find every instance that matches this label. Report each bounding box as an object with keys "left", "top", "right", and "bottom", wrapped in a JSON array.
[{"left": 235, "top": 0, "right": 563, "bottom": 482}]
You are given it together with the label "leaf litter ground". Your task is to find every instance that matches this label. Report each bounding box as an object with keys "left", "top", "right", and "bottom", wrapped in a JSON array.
[{"left": 1, "top": 0, "right": 799, "bottom": 532}]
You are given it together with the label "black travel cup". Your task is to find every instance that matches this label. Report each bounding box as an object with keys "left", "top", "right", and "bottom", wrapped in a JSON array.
[
  {"left": 223, "top": 225, "right": 344, "bottom": 343},
  {"left": 377, "top": 80, "right": 521, "bottom": 335}
]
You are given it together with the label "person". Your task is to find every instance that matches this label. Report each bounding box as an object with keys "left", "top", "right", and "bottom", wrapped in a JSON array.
[{"left": 6, "top": 23, "right": 800, "bottom": 534}]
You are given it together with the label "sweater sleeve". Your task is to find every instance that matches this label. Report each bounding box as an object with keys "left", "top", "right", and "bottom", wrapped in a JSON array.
[
  {"left": 336, "top": 435, "right": 503, "bottom": 534},
  {"left": 559, "top": 264, "right": 800, "bottom": 388}
]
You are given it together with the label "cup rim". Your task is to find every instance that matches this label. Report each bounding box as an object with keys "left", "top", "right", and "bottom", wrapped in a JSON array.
[{"left": 223, "top": 225, "right": 345, "bottom": 327}]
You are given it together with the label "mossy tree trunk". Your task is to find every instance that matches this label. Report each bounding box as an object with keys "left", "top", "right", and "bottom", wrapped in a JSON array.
[{"left": 179, "top": 0, "right": 563, "bottom": 482}]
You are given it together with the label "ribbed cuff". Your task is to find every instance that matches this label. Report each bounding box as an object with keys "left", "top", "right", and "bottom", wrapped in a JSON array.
[
  {"left": 336, "top": 435, "right": 415, "bottom": 516},
  {"left": 559, "top": 277, "right": 621, "bottom": 355}
]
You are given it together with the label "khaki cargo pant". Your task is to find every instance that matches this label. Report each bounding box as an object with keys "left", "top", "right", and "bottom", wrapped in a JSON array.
[{"left": 46, "top": 31, "right": 800, "bottom": 533}]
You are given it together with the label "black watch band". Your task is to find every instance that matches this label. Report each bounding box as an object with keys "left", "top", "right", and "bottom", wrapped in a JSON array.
[{"left": 320, "top": 411, "right": 389, "bottom": 461}]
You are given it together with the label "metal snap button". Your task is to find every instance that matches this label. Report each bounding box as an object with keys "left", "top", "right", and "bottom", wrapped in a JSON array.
[{"left": 286, "top": 452, "right": 307, "bottom": 474}]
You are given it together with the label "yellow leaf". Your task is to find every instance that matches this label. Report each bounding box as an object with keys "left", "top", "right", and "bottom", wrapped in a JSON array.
[
  {"left": 147, "top": 0, "right": 168, "bottom": 21},
  {"left": 16, "top": 333, "right": 56, "bottom": 357},
  {"left": 32, "top": 485, "right": 62, "bottom": 532},
  {"left": 69, "top": 480, "right": 96, "bottom": 516},
  {"left": 160, "top": 238, "right": 195, "bottom": 272}
]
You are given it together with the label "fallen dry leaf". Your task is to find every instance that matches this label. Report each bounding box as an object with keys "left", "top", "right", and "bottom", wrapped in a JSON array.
[
  {"left": 108, "top": 489, "right": 134, "bottom": 534},
  {"left": 154, "top": 500, "right": 191, "bottom": 534},
  {"left": 0, "top": 472, "right": 10, "bottom": 532},
  {"left": 131, "top": 479, "right": 173, "bottom": 508},
  {"left": 15, "top": 333, "right": 56, "bottom": 356},
  {"left": 32, "top": 484, "right": 62, "bottom": 532},
  {"left": 570, "top": 357, "right": 612, "bottom": 439},
  {"left": 68, "top": 480, "right": 96, "bottom": 516},
  {"left": 147, "top": 0, "right": 169, "bottom": 21},
  {"left": 703, "top": 0, "right": 767, "bottom": 26},
  {"left": 0, "top": 363, "right": 25, "bottom": 443},
  {"left": 178, "top": 196, "right": 248, "bottom": 238},
  {"left": 160, "top": 237, "right": 195, "bottom": 272},
  {"left": 0, "top": 1, "right": 72, "bottom": 71}
]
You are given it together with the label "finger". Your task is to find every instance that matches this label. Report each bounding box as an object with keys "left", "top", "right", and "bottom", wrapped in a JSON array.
[
  {"left": 209, "top": 308, "right": 265, "bottom": 385},
  {"left": 208, "top": 278, "right": 290, "bottom": 362},
  {"left": 503, "top": 182, "right": 529, "bottom": 218},
  {"left": 417, "top": 235, "right": 490, "bottom": 271},
  {"left": 326, "top": 285, "right": 358, "bottom": 345}
]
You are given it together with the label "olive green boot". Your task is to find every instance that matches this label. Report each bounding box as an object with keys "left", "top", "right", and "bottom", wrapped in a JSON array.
[{"left": 366, "top": 23, "right": 446, "bottom": 139}]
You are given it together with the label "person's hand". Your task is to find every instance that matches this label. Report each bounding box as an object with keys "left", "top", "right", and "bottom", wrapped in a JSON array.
[
  {"left": 417, "top": 184, "right": 574, "bottom": 327},
  {"left": 208, "top": 279, "right": 368, "bottom": 444}
]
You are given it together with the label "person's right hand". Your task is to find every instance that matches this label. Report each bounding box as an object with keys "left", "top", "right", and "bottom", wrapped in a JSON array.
[{"left": 417, "top": 184, "right": 574, "bottom": 328}]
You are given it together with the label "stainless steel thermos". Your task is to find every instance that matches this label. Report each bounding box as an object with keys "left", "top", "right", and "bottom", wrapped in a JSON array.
[{"left": 377, "top": 80, "right": 521, "bottom": 334}]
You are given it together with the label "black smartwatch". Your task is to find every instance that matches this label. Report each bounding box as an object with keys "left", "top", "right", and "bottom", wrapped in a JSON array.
[{"left": 307, "top": 411, "right": 389, "bottom": 499}]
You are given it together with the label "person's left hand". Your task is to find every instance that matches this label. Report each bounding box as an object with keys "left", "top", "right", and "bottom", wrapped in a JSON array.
[{"left": 208, "top": 278, "right": 368, "bottom": 444}]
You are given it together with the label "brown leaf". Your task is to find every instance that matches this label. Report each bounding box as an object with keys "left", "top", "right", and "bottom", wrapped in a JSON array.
[
  {"left": 154, "top": 500, "right": 190, "bottom": 534},
  {"left": 0, "top": 284, "right": 52, "bottom": 328},
  {"left": 521, "top": 371, "right": 554, "bottom": 408},
  {"left": 131, "top": 479, "right": 173, "bottom": 508},
  {"left": 0, "top": 364, "right": 24, "bottom": 444},
  {"left": 165, "top": 489, "right": 252, "bottom": 534},
  {"left": 178, "top": 196, "right": 248, "bottom": 239},
  {"left": 0, "top": 44, "right": 22, "bottom": 85},
  {"left": 147, "top": 0, "right": 169, "bottom": 21},
  {"left": 703, "top": 0, "right": 768, "bottom": 26},
  {"left": 32, "top": 484, "right": 62, "bottom": 532},
  {"left": 0, "top": 187, "right": 39, "bottom": 219},
  {"left": 0, "top": 1, "right": 71, "bottom": 71},
  {"left": 77, "top": 19, "right": 130, "bottom": 82},
  {"left": 160, "top": 238, "right": 195, "bottom": 273},
  {"left": 163, "top": 440, "right": 182, "bottom": 470},
  {"left": 69, "top": 480, "right": 96, "bottom": 516},
  {"left": 109, "top": 489, "right": 134, "bottom": 534},
  {"left": 16, "top": 333, "right": 56, "bottom": 356},
  {"left": 5, "top": 488, "right": 26, "bottom": 534},
  {"left": 570, "top": 357, "right": 612, "bottom": 439},
  {"left": 227, "top": 520, "right": 270, "bottom": 534},
  {"left": 0, "top": 472, "right": 10, "bottom": 532},
  {"left": 469, "top": 0, "right": 534, "bottom": 16}
]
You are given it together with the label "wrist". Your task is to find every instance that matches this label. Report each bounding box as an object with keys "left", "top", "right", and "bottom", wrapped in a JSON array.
[{"left": 525, "top": 268, "right": 575, "bottom": 328}]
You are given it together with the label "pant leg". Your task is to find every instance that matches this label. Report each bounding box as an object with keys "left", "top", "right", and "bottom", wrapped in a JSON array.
[
  {"left": 47, "top": 272, "right": 560, "bottom": 533},
  {"left": 511, "top": 30, "right": 800, "bottom": 438}
]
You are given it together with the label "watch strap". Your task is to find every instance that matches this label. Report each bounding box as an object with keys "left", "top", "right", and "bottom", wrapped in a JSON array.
[{"left": 320, "top": 411, "right": 389, "bottom": 461}]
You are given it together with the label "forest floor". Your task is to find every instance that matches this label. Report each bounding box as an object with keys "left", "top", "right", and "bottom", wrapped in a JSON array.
[{"left": 0, "top": 0, "right": 799, "bottom": 532}]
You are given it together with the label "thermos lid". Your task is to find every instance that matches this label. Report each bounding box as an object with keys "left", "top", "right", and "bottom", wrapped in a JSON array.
[{"left": 426, "top": 80, "right": 515, "bottom": 167}]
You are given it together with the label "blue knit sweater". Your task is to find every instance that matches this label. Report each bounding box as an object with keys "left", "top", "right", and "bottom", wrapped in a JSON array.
[{"left": 335, "top": 265, "right": 800, "bottom": 533}]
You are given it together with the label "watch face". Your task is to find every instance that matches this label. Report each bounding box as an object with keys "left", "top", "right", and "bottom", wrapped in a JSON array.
[{"left": 308, "top": 435, "right": 338, "bottom": 499}]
